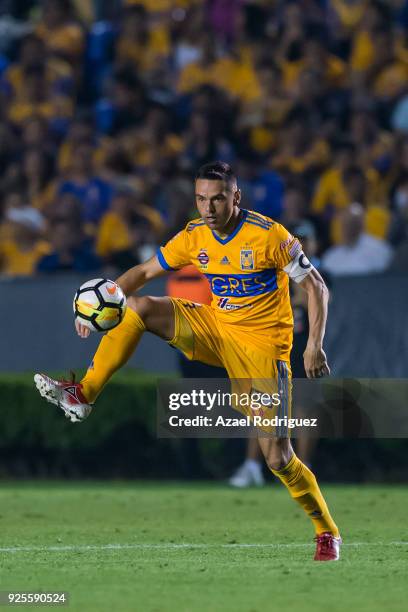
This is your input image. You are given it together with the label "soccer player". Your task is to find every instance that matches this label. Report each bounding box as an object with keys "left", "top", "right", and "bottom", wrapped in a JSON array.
[{"left": 35, "top": 161, "right": 341, "bottom": 561}]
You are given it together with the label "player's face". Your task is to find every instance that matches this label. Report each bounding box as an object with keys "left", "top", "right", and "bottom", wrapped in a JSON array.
[{"left": 195, "top": 179, "right": 240, "bottom": 232}]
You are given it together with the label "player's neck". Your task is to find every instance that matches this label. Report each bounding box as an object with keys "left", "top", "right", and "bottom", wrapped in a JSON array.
[{"left": 213, "top": 208, "right": 243, "bottom": 239}]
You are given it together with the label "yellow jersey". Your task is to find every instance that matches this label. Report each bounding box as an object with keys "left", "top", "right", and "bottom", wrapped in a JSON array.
[{"left": 158, "top": 209, "right": 301, "bottom": 355}]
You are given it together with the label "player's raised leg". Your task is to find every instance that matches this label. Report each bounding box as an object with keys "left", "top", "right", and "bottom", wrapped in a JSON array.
[
  {"left": 81, "top": 295, "right": 174, "bottom": 403},
  {"left": 35, "top": 295, "right": 176, "bottom": 422},
  {"left": 258, "top": 436, "right": 341, "bottom": 561}
]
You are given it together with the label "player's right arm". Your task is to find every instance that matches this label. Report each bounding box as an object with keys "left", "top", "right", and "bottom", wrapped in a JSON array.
[
  {"left": 75, "top": 255, "right": 167, "bottom": 338},
  {"left": 115, "top": 255, "right": 168, "bottom": 296},
  {"left": 76, "top": 227, "right": 191, "bottom": 338},
  {"left": 115, "top": 224, "right": 192, "bottom": 297}
]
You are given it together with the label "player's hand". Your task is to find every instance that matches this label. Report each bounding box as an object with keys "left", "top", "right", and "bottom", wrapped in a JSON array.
[
  {"left": 75, "top": 319, "right": 90, "bottom": 338},
  {"left": 303, "top": 344, "right": 330, "bottom": 379}
]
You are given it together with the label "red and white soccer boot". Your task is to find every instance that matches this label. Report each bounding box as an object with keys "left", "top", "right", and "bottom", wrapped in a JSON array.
[
  {"left": 314, "top": 532, "right": 342, "bottom": 561},
  {"left": 34, "top": 373, "right": 93, "bottom": 423}
]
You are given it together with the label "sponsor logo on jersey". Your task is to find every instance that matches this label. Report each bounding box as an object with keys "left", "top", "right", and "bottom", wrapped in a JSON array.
[
  {"left": 197, "top": 249, "right": 209, "bottom": 269},
  {"left": 206, "top": 269, "right": 277, "bottom": 297},
  {"left": 220, "top": 256, "right": 230, "bottom": 265},
  {"left": 240, "top": 249, "right": 254, "bottom": 270},
  {"left": 217, "top": 297, "right": 252, "bottom": 311}
]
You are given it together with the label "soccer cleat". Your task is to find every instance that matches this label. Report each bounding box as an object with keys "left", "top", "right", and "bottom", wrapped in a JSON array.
[
  {"left": 228, "top": 460, "right": 265, "bottom": 488},
  {"left": 34, "top": 373, "right": 93, "bottom": 423},
  {"left": 314, "top": 532, "right": 342, "bottom": 561}
]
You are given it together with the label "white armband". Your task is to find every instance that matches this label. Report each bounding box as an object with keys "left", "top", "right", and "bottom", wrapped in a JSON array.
[{"left": 283, "top": 251, "right": 314, "bottom": 283}]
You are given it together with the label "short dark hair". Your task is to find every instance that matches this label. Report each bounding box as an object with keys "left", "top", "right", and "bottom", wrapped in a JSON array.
[{"left": 195, "top": 161, "right": 237, "bottom": 187}]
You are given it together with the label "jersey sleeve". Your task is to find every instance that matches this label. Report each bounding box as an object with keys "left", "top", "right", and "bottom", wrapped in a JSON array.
[
  {"left": 266, "top": 223, "right": 302, "bottom": 269},
  {"left": 157, "top": 228, "right": 191, "bottom": 271}
]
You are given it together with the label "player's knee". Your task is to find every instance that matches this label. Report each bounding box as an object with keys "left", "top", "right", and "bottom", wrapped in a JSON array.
[
  {"left": 127, "top": 296, "right": 154, "bottom": 322},
  {"left": 265, "top": 453, "right": 286, "bottom": 472},
  {"left": 264, "top": 440, "right": 293, "bottom": 471}
]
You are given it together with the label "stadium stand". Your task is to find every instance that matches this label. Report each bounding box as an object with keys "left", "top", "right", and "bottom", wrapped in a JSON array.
[{"left": 0, "top": 0, "right": 408, "bottom": 277}]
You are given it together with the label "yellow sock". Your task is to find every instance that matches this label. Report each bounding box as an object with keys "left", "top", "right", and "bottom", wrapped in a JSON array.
[
  {"left": 271, "top": 454, "right": 340, "bottom": 537},
  {"left": 81, "top": 308, "right": 145, "bottom": 403}
]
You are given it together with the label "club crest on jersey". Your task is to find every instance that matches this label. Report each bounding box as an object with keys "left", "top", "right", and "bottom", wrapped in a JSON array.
[
  {"left": 197, "top": 249, "right": 209, "bottom": 269},
  {"left": 240, "top": 249, "right": 254, "bottom": 270}
]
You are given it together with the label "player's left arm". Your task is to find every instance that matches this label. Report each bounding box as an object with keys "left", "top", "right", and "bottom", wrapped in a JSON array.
[
  {"left": 297, "top": 268, "right": 330, "bottom": 379},
  {"left": 271, "top": 224, "right": 330, "bottom": 378}
]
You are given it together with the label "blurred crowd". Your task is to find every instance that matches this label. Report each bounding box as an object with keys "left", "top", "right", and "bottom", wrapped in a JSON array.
[{"left": 1, "top": 0, "right": 408, "bottom": 278}]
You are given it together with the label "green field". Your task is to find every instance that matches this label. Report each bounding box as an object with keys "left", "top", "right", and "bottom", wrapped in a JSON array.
[{"left": 0, "top": 483, "right": 407, "bottom": 611}]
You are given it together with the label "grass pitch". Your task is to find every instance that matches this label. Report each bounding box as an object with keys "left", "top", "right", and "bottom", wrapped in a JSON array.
[{"left": 0, "top": 482, "right": 407, "bottom": 612}]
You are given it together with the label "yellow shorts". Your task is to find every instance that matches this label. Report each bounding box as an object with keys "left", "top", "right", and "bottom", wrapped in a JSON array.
[{"left": 169, "top": 298, "right": 292, "bottom": 431}]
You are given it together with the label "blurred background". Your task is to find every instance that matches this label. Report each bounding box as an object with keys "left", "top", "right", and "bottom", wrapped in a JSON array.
[{"left": 1, "top": 0, "right": 408, "bottom": 483}]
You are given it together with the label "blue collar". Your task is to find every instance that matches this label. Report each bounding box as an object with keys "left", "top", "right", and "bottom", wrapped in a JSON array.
[{"left": 211, "top": 209, "right": 247, "bottom": 245}]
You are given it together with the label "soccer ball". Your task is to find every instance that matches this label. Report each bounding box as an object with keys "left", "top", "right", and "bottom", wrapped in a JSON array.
[{"left": 73, "top": 279, "right": 127, "bottom": 332}]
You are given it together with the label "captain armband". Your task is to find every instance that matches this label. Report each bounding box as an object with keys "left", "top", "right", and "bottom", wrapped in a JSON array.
[{"left": 283, "top": 251, "right": 314, "bottom": 283}]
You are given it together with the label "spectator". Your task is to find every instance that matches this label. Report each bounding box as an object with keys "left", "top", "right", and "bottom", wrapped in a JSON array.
[
  {"left": 237, "top": 156, "right": 284, "bottom": 219},
  {"left": 115, "top": 4, "right": 170, "bottom": 74},
  {"left": 369, "top": 28, "right": 408, "bottom": 102},
  {"left": 2, "top": 189, "right": 45, "bottom": 231},
  {"left": 0, "top": 0, "right": 407, "bottom": 276},
  {"left": 56, "top": 142, "right": 113, "bottom": 227},
  {"left": 2, "top": 34, "right": 73, "bottom": 101},
  {"left": 312, "top": 141, "right": 358, "bottom": 214},
  {"left": 46, "top": 192, "right": 82, "bottom": 225},
  {"left": 329, "top": 166, "right": 391, "bottom": 242},
  {"left": 0, "top": 192, "right": 49, "bottom": 276},
  {"left": 270, "top": 109, "right": 330, "bottom": 180},
  {"left": 21, "top": 116, "right": 54, "bottom": 155},
  {"left": 96, "top": 69, "right": 147, "bottom": 135},
  {"left": 7, "top": 64, "right": 68, "bottom": 126},
  {"left": 57, "top": 114, "right": 95, "bottom": 172},
  {"left": 349, "top": 110, "right": 394, "bottom": 180},
  {"left": 22, "top": 148, "right": 55, "bottom": 209},
  {"left": 285, "top": 36, "right": 347, "bottom": 92},
  {"left": 37, "top": 219, "right": 101, "bottom": 272},
  {"left": 330, "top": 0, "right": 369, "bottom": 33},
  {"left": 35, "top": 0, "right": 85, "bottom": 65},
  {"left": 126, "top": 105, "right": 182, "bottom": 171},
  {"left": 281, "top": 182, "right": 311, "bottom": 228},
  {"left": 173, "top": 5, "right": 204, "bottom": 72},
  {"left": 96, "top": 189, "right": 164, "bottom": 270},
  {"left": 350, "top": 0, "right": 391, "bottom": 73},
  {"left": 182, "top": 111, "right": 234, "bottom": 170},
  {"left": 321, "top": 203, "right": 393, "bottom": 276},
  {"left": 177, "top": 32, "right": 259, "bottom": 103},
  {"left": 238, "top": 61, "right": 292, "bottom": 156}
]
